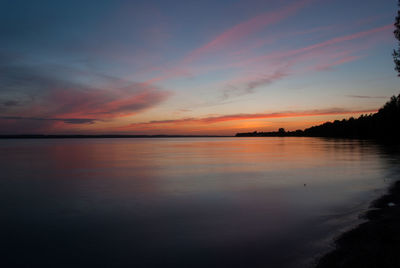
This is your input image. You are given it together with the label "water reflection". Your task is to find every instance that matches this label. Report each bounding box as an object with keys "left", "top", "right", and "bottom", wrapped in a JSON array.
[{"left": 0, "top": 138, "right": 399, "bottom": 268}]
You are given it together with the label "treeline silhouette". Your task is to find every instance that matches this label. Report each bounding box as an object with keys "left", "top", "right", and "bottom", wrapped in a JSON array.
[{"left": 236, "top": 94, "right": 400, "bottom": 139}]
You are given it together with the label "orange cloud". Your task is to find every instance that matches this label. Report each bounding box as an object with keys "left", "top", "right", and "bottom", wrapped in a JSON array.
[{"left": 129, "top": 108, "right": 377, "bottom": 127}]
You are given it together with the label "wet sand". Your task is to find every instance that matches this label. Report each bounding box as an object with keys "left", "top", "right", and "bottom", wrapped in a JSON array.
[{"left": 316, "top": 180, "right": 400, "bottom": 268}]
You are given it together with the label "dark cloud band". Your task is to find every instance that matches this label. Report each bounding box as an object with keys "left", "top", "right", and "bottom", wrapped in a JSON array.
[{"left": 0, "top": 116, "right": 97, "bottom": 124}]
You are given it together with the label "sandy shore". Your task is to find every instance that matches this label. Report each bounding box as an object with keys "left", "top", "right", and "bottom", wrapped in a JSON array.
[{"left": 315, "top": 180, "right": 400, "bottom": 268}]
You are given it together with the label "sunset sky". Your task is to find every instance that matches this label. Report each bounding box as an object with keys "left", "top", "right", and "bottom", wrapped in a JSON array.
[{"left": 0, "top": 0, "right": 398, "bottom": 135}]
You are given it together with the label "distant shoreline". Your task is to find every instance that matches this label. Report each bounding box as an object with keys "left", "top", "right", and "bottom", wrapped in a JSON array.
[{"left": 0, "top": 135, "right": 396, "bottom": 141}]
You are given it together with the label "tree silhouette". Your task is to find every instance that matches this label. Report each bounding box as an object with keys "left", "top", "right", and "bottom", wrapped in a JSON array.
[{"left": 394, "top": 0, "right": 400, "bottom": 76}]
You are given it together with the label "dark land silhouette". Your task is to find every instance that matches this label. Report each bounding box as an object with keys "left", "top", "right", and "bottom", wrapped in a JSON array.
[{"left": 236, "top": 94, "right": 400, "bottom": 140}]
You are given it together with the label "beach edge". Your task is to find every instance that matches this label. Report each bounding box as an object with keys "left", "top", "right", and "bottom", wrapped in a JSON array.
[{"left": 315, "top": 180, "right": 400, "bottom": 268}]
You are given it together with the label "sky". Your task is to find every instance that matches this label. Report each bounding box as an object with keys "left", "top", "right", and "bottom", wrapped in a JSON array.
[{"left": 0, "top": 0, "right": 398, "bottom": 135}]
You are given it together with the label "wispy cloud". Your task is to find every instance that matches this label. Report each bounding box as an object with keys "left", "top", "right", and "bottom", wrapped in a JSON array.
[
  {"left": 314, "top": 55, "right": 361, "bottom": 71},
  {"left": 47, "top": 84, "right": 171, "bottom": 119},
  {"left": 289, "top": 24, "right": 392, "bottom": 56},
  {"left": 216, "top": 23, "right": 391, "bottom": 99},
  {"left": 234, "top": 24, "right": 392, "bottom": 68},
  {"left": 183, "top": 0, "right": 313, "bottom": 64},
  {"left": 140, "top": 0, "right": 313, "bottom": 85},
  {"left": 346, "top": 95, "right": 388, "bottom": 99},
  {"left": 222, "top": 69, "right": 289, "bottom": 99}
]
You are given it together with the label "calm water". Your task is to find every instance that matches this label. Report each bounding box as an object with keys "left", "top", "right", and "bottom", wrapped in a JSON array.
[{"left": 1, "top": 137, "right": 399, "bottom": 268}]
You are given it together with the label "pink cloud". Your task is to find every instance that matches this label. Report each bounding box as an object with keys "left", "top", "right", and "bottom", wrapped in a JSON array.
[
  {"left": 216, "top": 23, "right": 391, "bottom": 97},
  {"left": 138, "top": 0, "right": 313, "bottom": 85},
  {"left": 314, "top": 55, "right": 361, "bottom": 71},
  {"left": 46, "top": 84, "right": 171, "bottom": 119},
  {"left": 233, "top": 24, "right": 392, "bottom": 68},
  {"left": 183, "top": 0, "right": 313, "bottom": 64},
  {"left": 288, "top": 24, "right": 392, "bottom": 56},
  {"left": 5, "top": 77, "right": 171, "bottom": 122}
]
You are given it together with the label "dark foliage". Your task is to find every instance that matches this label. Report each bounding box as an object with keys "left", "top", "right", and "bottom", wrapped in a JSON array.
[{"left": 394, "top": 0, "right": 400, "bottom": 75}]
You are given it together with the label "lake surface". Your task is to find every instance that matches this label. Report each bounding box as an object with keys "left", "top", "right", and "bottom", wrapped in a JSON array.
[{"left": 1, "top": 137, "right": 399, "bottom": 268}]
